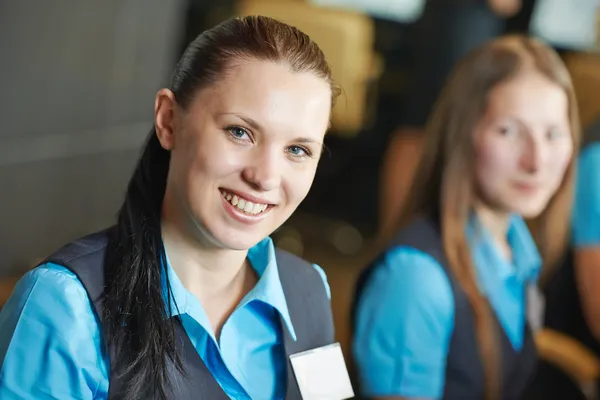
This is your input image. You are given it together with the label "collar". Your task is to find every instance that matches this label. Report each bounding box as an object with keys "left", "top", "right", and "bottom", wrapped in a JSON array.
[
  {"left": 466, "top": 213, "right": 542, "bottom": 284},
  {"left": 162, "top": 237, "right": 297, "bottom": 342}
]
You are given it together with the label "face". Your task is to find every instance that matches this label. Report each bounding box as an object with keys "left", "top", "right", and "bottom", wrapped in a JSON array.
[
  {"left": 157, "top": 60, "right": 331, "bottom": 250},
  {"left": 474, "top": 69, "right": 573, "bottom": 218}
]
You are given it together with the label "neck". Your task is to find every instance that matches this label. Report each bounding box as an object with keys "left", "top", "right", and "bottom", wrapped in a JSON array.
[
  {"left": 160, "top": 190, "right": 251, "bottom": 303},
  {"left": 473, "top": 202, "right": 512, "bottom": 256},
  {"left": 161, "top": 219, "right": 250, "bottom": 297}
]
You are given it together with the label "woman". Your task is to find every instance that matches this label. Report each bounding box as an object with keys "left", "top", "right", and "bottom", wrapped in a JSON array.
[
  {"left": 0, "top": 16, "right": 339, "bottom": 400},
  {"left": 378, "top": 0, "right": 524, "bottom": 238},
  {"left": 353, "top": 35, "right": 579, "bottom": 399}
]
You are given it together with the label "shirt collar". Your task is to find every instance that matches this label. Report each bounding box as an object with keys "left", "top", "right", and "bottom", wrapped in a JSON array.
[
  {"left": 161, "top": 236, "right": 297, "bottom": 341},
  {"left": 466, "top": 213, "right": 542, "bottom": 284}
]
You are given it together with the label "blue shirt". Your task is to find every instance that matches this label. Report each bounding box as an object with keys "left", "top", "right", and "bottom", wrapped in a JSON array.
[
  {"left": 573, "top": 142, "right": 600, "bottom": 247},
  {"left": 353, "top": 214, "right": 541, "bottom": 399},
  {"left": 0, "top": 237, "right": 330, "bottom": 400}
]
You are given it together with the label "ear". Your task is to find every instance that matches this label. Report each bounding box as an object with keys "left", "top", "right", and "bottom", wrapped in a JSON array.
[{"left": 155, "top": 88, "right": 178, "bottom": 150}]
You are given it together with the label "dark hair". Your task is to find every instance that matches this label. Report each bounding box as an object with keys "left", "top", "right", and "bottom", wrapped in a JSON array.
[
  {"left": 395, "top": 35, "right": 579, "bottom": 400},
  {"left": 103, "top": 15, "right": 337, "bottom": 399}
]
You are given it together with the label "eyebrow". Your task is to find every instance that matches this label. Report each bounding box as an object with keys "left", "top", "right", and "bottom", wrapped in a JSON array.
[
  {"left": 505, "top": 116, "right": 566, "bottom": 131},
  {"left": 218, "top": 113, "right": 263, "bottom": 132},
  {"left": 296, "top": 137, "right": 325, "bottom": 152},
  {"left": 220, "top": 112, "right": 325, "bottom": 149}
]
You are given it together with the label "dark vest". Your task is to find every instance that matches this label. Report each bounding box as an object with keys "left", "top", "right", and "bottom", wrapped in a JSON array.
[
  {"left": 43, "top": 229, "right": 335, "bottom": 400},
  {"left": 352, "top": 217, "right": 537, "bottom": 399}
]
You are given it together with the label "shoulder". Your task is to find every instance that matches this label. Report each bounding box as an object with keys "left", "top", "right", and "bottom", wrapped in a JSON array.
[
  {"left": 577, "top": 143, "right": 600, "bottom": 190},
  {"left": 274, "top": 248, "right": 334, "bottom": 342},
  {"left": 274, "top": 247, "right": 313, "bottom": 270},
  {"left": 0, "top": 264, "right": 107, "bottom": 398},
  {"left": 579, "top": 142, "right": 600, "bottom": 166},
  {"left": 275, "top": 248, "right": 328, "bottom": 291},
  {"left": 353, "top": 246, "right": 455, "bottom": 398},
  {"left": 576, "top": 143, "right": 600, "bottom": 191},
  {"left": 0, "top": 263, "right": 98, "bottom": 359},
  {"left": 357, "top": 245, "right": 455, "bottom": 319},
  {"left": 12, "top": 263, "right": 89, "bottom": 302},
  {"left": 573, "top": 143, "right": 600, "bottom": 246},
  {"left": 3, "top": 263, "right": 96, "bottom": 324}
]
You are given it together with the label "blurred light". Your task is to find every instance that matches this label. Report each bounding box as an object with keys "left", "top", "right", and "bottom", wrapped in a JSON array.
[{"left": 330, "top": 222, "right": 363, "bottom": 255}]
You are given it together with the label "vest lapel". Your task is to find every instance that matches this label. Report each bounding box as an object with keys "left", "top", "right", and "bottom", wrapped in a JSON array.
[{"left": 281, "top": 315, "right": 304, "bottom": 400}]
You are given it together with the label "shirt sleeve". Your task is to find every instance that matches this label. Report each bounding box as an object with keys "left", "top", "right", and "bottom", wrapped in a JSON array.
[
  {"left": 0, "top": 263, "right": 109, "bottom": 399},
  {"left": 573, "top": 143, "right": 600, "bottom": 247},
  {"left": 353, "top": 247, "right": 455, "bottom": 399},
  {"left": 312, "top": 263, "right": 331, "bottom": 300}
]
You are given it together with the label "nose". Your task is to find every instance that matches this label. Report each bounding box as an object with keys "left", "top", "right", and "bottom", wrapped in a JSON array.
[
  {"left": 520, "top": 136, "right": 544, "bottom": 174},
  {"left": 242, "top": 149, "right": 282, "bottom": 192}
]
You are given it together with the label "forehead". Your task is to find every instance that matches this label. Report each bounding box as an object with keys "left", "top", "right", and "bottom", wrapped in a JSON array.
[
  {"left": 193, "top": 60, "right": 332, "bottom": 139},
  {"left": 486, "top": 70, "right": 569, "bottom": 125}
]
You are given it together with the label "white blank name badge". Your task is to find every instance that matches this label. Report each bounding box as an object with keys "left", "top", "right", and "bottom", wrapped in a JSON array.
[{"left": 289, "top": 342, "right": 355, "bottom": 400}]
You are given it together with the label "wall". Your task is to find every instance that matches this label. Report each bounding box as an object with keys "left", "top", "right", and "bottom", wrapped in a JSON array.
[{"left": 0, "top": 0, "right": 186, "bottom": 275}]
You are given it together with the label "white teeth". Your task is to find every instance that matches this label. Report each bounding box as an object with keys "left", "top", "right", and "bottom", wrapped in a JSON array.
[{"left": 221, "top": 190, "right": 269, "bottom": 215}]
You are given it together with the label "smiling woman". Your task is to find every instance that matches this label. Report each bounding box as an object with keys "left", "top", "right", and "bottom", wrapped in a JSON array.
[{"left": 0, "top": 16, "right": 341, "bottom": 400}]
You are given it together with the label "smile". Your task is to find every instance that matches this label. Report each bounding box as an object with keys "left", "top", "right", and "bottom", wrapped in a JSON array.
[{"left": 220, "top": 189, "right": 271, "bottom": 215}]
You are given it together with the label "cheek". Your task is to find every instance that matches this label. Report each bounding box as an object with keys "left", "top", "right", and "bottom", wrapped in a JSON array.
[
  {"left": 282, "top": 165, "right": 319, "bottom": 205},
  {"left": 196, "top": 150, "right": 241, "bottom": 177},
  {"left": 546, "top": 142, "right": 573, "bottom": 182},
  {"left": 183, "top": 139, "right": 244, "bottom": 182},
  {"left": 476, "top": 137, "right": 518, "bottom": 183}
]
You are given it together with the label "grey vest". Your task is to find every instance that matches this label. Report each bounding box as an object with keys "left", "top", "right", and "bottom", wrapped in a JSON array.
[
  {"left": 353, "top": 217, "right": 537, "bottom": 399},
  {"left": 44, "top": 229, "right": 335, "bottom": 399}
]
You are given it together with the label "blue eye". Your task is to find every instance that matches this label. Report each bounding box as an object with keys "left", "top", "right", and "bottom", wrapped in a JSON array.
[
  {"left": 498, "top": 124, "right": 517, "bottom": 137},
  {"left": 287, "top": 145, "right": 309, "bottom": 157},
  {"left": 228, "top": 126, "right": 249, "bottom": 139},
  {"left": 547, "top": 128, "right": 564, "bottom": 140}
]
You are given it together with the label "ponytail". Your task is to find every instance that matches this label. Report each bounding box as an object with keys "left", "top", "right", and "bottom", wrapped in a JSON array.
[{"left": 103, "top": 129, "right": 183, "bottom": 399}]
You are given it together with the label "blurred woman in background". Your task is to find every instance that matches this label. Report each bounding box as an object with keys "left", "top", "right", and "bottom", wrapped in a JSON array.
[
  {"left": 378, "top": 0, "right": 526, "bottom": 238},
  {"left": 0, "top": 16, "right": 339, "bottom": 400},
  {"left": 353, "top": 35, "right": 579, "bottom": 399}
]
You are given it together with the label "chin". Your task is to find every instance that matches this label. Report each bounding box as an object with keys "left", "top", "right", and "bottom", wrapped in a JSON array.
[
  {"left": 205, "top": 219, "right": 278, "bottom": 250},
  {"left": 508, "top": 199, "right": 549, "bottom": 219},
  {"left": 207, "top": 228, "right": 266, "bottom": 251}
]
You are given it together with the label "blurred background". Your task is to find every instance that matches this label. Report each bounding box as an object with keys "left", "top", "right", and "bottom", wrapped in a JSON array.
[{"left": 2, "top": 0, "right": 600, "bottom": 395}]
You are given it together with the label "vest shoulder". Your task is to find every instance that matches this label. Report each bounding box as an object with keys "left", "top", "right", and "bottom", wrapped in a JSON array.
[
  {"left": 274, "top": 248, "right": 317, "bottom": 276},
  {"left": 274, "top": 247, "right": 329, "bottom": 300},
  {"left": 40, "top": 228, "right": 112, "bottom": 304},
  {"left": 274, "top": 247, "right": 334, "bottom": 347},
  {"left": 388, "top": 216, "right": 444, "bottom": 262},
  {"left": 42, "top": 228, "right": 111, "bottom": 267}
]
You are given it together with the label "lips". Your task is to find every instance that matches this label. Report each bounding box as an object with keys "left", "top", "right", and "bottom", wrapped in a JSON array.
[
  {"left": 512, "top": 181, "right": 544, "bottom": 197},
  {"left": 219, "top": 189, "right": 271, "bottom": 216}
]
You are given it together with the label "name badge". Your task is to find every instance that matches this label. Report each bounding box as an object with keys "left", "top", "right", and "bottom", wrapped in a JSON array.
[
  {"left": 289, "top": 342, "right": 355, "bottom": 400},
  {"left": 527, "top": 284, "right": 545, "bottom": 333}
]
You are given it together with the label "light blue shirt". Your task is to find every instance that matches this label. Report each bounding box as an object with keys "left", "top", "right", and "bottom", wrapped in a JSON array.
[
  {"left": 0, "top": 237, "right": 330, "bottom": 399},
  {"left": 573, "top": 142, "right": 600, "bottom": 247},
  {"left": 353, "top": 214, "right": 541, "bottom": 399}
]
